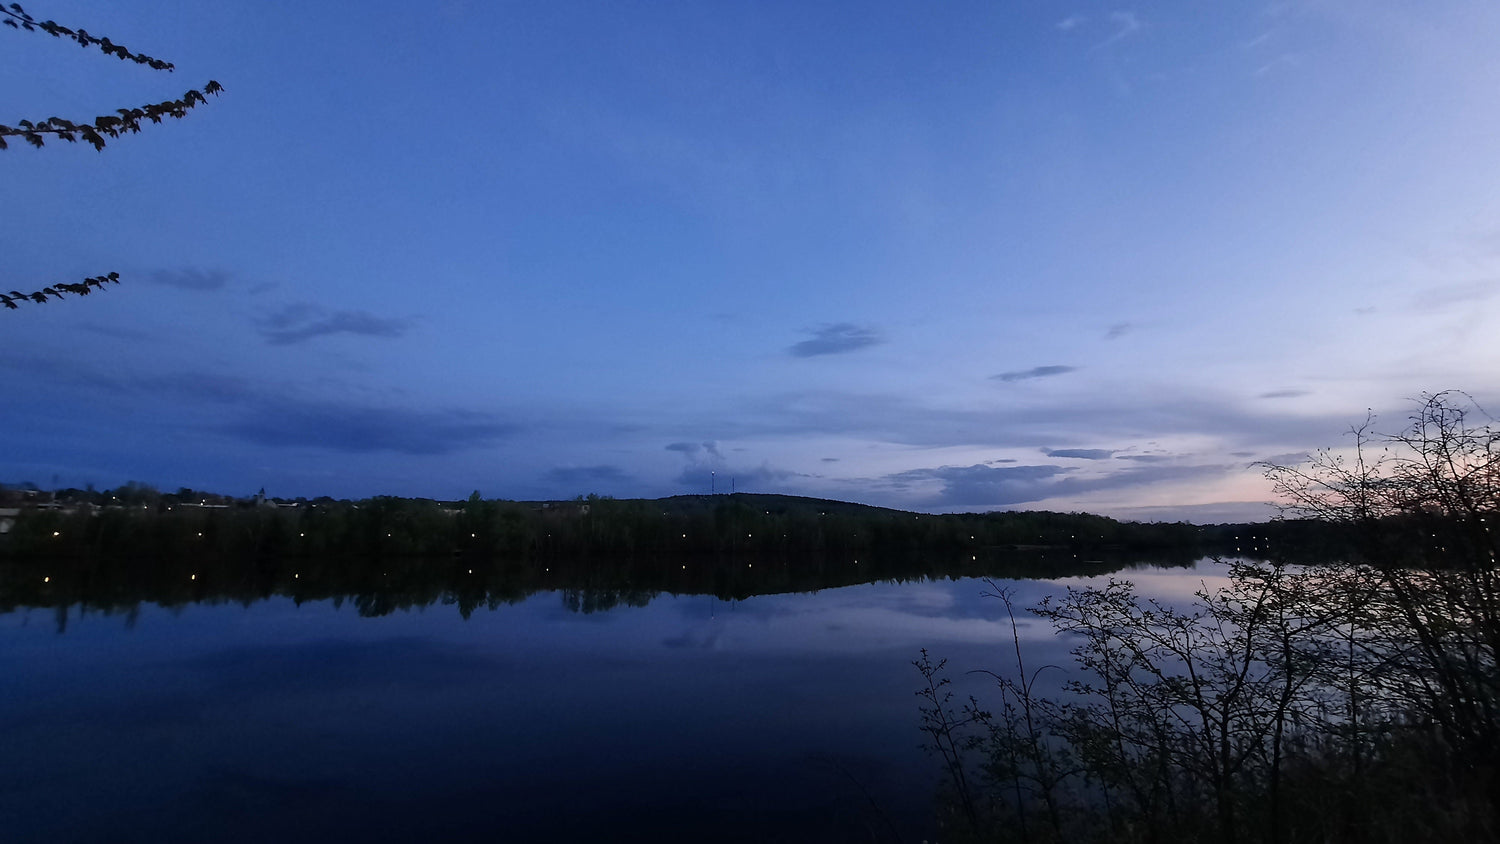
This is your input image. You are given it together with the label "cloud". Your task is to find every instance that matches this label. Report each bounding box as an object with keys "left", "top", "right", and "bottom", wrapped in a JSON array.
[
  {"left": 1056, "top": 14, "right": 1087, "bottom": 31},
  {"left": 714, "top": 386, "right": 1357, "bottom": 456},
  {"left": 150, "top": 268, "right": 230, "bottom": 291},
  {"left": 881, "top": 464, "right": 1069, "bottom": 506},
  {"left": 258, "top": 304, "right": 414, "bottom": 345},
  {"left": 225, "top": 402, "right": 515, "bottom": 455},
  {"left": 666, "top": 441, "right": 723, "bottom": 460},
  {"left": 545, "top": 465, "right": 634, "bottom": 488},
  {"left": 789, "top": 323, "right": 883, "bottom": 358},
  {"left": 879, "top": 460, "right": 1233, "bottom": 508},
  {"left": 992, "top": 365, "right": 1078, "bottom": 383},
  {"left": 1105, "top": 322, "right": 1132, "bottom": 340},
  {"left": 2, "top": 355, "right": 518, "bottom": 457},
  {"left": 1412, "top": 280, "right": 1499, "bottom": 313},
  {"left": 1045, "top": 448, "right": 1115, "bottom": 460},
  {"left": 672, "top": 462, "right": 799, "bottom": 490},
  {"left": 1259, "top": 389, "right": 1309, "bottom": 399},
  {"left": 821, "top": 457, "right": 840, "bottom": 463},
  {"left": 1101, "top": 10, "right": 1141, "bottom": 46},
  {"left": 78, "top": 321, "right": 154, "bottom": 341},
  {"left": 1259, "top": 451, "right": 1311, "bottom": 467}
]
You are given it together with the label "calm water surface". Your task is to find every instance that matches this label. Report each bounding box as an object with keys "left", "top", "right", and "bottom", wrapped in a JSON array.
[{"left": 0, "top": 560, "right": 1224, "bottom": 843}]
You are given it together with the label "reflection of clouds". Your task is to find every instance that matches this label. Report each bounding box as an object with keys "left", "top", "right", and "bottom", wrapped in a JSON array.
[
  {"left": 1054, "top": 559, "right": 1233, "bottom": 606},
  {"left": 652, "top": 580, "right": 1045, "bottom": 656}
]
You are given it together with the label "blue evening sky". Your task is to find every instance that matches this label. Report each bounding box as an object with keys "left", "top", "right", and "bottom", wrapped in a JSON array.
[{"left": 5, "top": 1, "right": 1500, "bottom": 520}]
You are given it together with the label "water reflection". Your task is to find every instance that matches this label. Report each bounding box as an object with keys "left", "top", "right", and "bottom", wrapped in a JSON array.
[
  {"left": 0, "top": 554, "right": 1216, "bottom": 843},
  {"left": 0, "top": 549, "right": 1199, "bottom": 632}
]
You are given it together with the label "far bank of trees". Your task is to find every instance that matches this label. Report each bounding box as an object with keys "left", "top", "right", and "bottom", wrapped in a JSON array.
[{"left": 0, "top": 486, "right": 1300, "bottom": 566}]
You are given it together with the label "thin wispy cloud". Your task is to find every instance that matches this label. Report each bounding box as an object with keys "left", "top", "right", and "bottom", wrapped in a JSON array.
[
  {"left": 258, "top": 304, "right": 414, "bottom": 345},
  {"left": 1105, "top": 322, "right": 1132, "bottom": 340},
  {"left": 1100, "top": 10, "right": 1141, "bottom": 46},
  {"left": 1057, "top": 14, "right": 1087, "bottom": 32},
  {"left": 1259, "top": 389, "right": 1309, "bottom": 399},
  {"left": 1254, "top": 54, "right": 1298, "bottom": 77},
  {"left": 992, "top": 365, "right": 1078, "bottom": 383},
  {"left": 788, "top": 323, "right": 883, "bottom": 358}
]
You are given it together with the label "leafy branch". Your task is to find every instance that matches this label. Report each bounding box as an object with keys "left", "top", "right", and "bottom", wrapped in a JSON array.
[
  {"left": 2, "top": 273, "right": 120, "bottom": 310},
  {"left": 0, "top": 81, "right": 224, "bottom": 150},
  {"left": 2, "top": 2, "right": 174, "bottom": 69}
]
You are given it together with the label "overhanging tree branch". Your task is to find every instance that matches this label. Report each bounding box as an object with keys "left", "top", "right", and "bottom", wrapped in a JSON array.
[
  {"left": 1, "top": 273, "right": 120, "bottom": 309},
  {"left": 0, "top": 81, "right": 224, "bottom": 150},
  {"left": 2, "top": 2, "right": 174, "bottom": 69}
]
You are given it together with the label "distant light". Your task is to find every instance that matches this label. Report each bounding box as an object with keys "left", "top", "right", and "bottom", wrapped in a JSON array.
[
  {"left": 294, "top": 574, "right": 299, "bottom": 579},
  {"left": 299, "top": 533, "right": 305, "bottom": 537},
  {"left": 681, "top": 565, "right": 686, "bottom": 570},
  {"left": 43, "top": 576, "right": 49, "bottom": 583},
  {"left": 190, "top": 574, "right": 196, "bottom": 581},
  {"left": 52, "top": 531, "right": 60, "bottom": 537}
]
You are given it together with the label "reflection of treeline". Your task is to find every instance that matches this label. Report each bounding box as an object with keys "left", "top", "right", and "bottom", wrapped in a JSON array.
[
  {"left": 0, "top": 490, "right": 1333, "bottom": 564},
  {"left": 0, "top": 536, "right": 1200, "bottom": 630}
]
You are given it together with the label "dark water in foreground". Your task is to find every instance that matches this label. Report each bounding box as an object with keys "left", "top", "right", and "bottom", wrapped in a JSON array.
[{"left": 0, "top": 560, "right": 1225, "bottom": 843}]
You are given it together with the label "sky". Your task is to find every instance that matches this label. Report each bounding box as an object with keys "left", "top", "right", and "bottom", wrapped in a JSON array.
[{"left": 5, "top": 0, "right": 1500, "bottom": 522}]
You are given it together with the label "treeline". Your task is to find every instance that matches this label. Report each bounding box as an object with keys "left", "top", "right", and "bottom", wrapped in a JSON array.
[{"left": 0, "top": 489, "right": 1312, "bottom": 564}]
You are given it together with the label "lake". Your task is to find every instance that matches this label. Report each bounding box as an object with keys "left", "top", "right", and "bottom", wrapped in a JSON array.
[{"left": 0, "top": 556, "right": 1227, "bottom": 843}]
